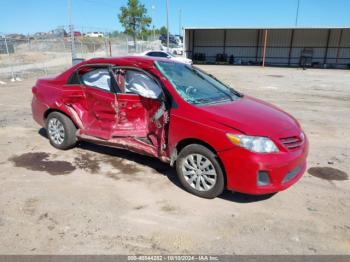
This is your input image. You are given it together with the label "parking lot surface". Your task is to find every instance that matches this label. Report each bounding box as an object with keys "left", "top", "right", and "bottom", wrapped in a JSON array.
[{"left": 0, "top": 65, "right": 349, "bottom": 254}]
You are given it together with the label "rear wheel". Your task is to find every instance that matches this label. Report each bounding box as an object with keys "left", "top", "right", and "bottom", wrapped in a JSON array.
[
  {"left": 46, "top": 112, "right": 77, "bottom": 150},
  {"left": 176, "top": 144, "right": 225, "bottom": 199}
]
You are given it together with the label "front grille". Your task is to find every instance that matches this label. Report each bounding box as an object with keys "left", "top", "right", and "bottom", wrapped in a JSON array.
[{"left": 280, "top": 135, "right": 304, "bottom": 150}]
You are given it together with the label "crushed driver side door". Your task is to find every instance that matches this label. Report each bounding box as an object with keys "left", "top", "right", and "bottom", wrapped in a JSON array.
[{"left": 110, "top": 67, "right": 169, "bottom": 158}]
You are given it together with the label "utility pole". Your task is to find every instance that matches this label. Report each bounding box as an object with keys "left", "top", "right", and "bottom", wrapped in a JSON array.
[
  {"left": 262, "top": 30, "right": 268, "bottom": 67},
  {"left": 295, "top": 0, "right": 300, "bottom": 27},
  {"left": 178, "top": 8, "right": 182, "bottom": 36},
  {"left": 68, "top": 0, "right": 77, "bottom": 63},
  {"left": 151, "top": 1, "right": 156, "bottom": 41},
  {"left": 166, "top": 0, "right": 170, "bottom": 52}
]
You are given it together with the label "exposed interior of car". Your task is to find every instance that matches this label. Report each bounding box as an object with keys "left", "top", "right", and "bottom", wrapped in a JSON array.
[
  {"left": 66, "top": 64, "right": 169, "bottom": 159},
  {"left": 76, "top": 65, "right": 163, "bottom": 100}
]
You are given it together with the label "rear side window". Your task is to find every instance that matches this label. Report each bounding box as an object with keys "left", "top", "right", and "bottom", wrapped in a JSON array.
[{"left": 81, "top": 68, "right": 111, "bottom": 91}]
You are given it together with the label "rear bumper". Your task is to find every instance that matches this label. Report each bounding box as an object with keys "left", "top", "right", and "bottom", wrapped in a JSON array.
[
  {"left": 31, "top": 96, "right": 47, "bottom": 127},
  {"left": 218, "top": 138, "right": 309, "bottom": 195}
]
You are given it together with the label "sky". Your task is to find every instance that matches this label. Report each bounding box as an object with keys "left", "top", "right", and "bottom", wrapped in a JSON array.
[{"left": 0, "top": 0, "right": 350, "bottom": 34}]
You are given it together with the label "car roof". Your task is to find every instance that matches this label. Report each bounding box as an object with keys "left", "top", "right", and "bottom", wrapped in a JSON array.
[
  {"left": 56, "top": 56, "right": 182, "bottom": 81},
  {"left": 83, "top": 55, "right": 177, "bottom": 66}
]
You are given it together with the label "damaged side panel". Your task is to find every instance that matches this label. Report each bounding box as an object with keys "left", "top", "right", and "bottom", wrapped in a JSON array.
[
  {"left": 52, "top": 65, "right": 170, "bottom": 161},
  {"left": 114, "top": 94, "right": 149, "bottom": 137},
  {"left": 62, "top": 90, "right": 168, "bottom": 160},
  {"left": 111, "top": 93, "right": 169, "bottom": 159},
  {"left": 61, "top": 85, "right": 86, "bottom": 129}
]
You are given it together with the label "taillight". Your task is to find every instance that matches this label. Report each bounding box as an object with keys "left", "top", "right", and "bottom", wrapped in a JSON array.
[{"left": 32, "top": 86, "right": 37, "bottom": 94}]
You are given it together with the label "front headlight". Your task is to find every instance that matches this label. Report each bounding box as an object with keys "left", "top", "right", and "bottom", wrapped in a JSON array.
[{"left": 226, "top": 133, "right": 279, "bottom": 153}]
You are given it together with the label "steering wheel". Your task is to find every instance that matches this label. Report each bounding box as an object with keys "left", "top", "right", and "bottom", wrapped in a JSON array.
[{"left": 185, "top": 86, "right": 198, "bottom": 95}]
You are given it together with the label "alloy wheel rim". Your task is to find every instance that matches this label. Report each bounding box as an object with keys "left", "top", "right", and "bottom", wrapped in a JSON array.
[
  {"left": 181, "top": 154, "right": 217, "bottom": 192},
  {"left": 48, "top": 118, "right": 65, "bottom": 145}
]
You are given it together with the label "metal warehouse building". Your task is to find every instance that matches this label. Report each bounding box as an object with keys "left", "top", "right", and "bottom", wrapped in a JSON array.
[{"left": 184, "top": 27, "right": 350, "bottom": 68}]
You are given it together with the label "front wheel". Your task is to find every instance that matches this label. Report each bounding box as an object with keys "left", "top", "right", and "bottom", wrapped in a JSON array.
[
  {"left": 176, "top": 144, "right": 225, "bottom": 199},
  {"left": 46, "top": 112, "right": 77, "bottom": 150}
]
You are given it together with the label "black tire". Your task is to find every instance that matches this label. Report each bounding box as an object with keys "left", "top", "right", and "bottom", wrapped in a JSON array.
[
  {"left": 46, "top": 112, "right": 77, "bottom": 150},
  {"left": 176, "top": 144, "right": 225, "bottom": 199}
]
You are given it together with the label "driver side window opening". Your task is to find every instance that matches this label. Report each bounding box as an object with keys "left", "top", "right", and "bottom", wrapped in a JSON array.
[{"left": 114, "top": 68, "right": 163, "bottom": 99}]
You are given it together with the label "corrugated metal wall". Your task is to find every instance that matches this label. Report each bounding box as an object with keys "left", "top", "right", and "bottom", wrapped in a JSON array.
[{"left": 185, "top": 28, "right": 350, "bottom": 68}]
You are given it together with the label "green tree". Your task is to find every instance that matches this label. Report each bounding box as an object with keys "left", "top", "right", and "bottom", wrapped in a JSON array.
[
  {"left": 139, "top": 28, "right": 151, "bottom": 40},
  {"left": 159, "top": 26, "right": 167, "bottom": 35},
  {"left": 118, "top": 0, "right": 152, "bottom": 48}
]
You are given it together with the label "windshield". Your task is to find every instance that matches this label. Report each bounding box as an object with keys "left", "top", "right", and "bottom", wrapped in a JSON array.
[{"left": 155, "top": 61, "right": 242, "bottom": 105}]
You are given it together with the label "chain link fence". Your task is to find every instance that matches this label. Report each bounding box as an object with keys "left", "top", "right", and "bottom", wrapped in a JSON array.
[{"left": 0, "top": 28, "right": 161, "bottom": 82}]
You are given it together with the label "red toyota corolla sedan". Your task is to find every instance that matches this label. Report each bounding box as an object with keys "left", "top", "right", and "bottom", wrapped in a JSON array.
[{"left": 31, "top": 56, "right": 308, "bottom": 198}]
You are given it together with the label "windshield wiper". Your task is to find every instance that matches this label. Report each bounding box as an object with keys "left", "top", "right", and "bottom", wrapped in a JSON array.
[
  {"left": 230, "top": 88, "right": 243, "bottom": 97},
  {"left": 191, "top": 97, "right": 232, "bottom": 105}
]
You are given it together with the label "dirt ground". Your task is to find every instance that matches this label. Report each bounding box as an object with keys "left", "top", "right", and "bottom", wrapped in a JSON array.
[{"left": 0, "top": 65, "right": 349, "bottom": 255}]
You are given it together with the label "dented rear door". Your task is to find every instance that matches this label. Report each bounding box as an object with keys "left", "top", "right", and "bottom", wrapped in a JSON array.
[{"left": 83, "top": 86, "right": 117, "bottom": 140}]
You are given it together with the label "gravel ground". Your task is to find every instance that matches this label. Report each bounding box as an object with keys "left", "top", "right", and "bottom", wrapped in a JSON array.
[{"left": 0, "top": 65, "right": 349, "bottom": 254}]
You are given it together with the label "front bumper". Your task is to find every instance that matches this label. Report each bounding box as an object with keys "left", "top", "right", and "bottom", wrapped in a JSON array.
[{"left": 218, "top": 138, "right": 309, "bottom": 195}]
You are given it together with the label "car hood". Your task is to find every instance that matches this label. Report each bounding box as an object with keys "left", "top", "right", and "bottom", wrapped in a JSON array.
[{"left": 199, "top": 96, "right": 300, "bottom": 137}]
